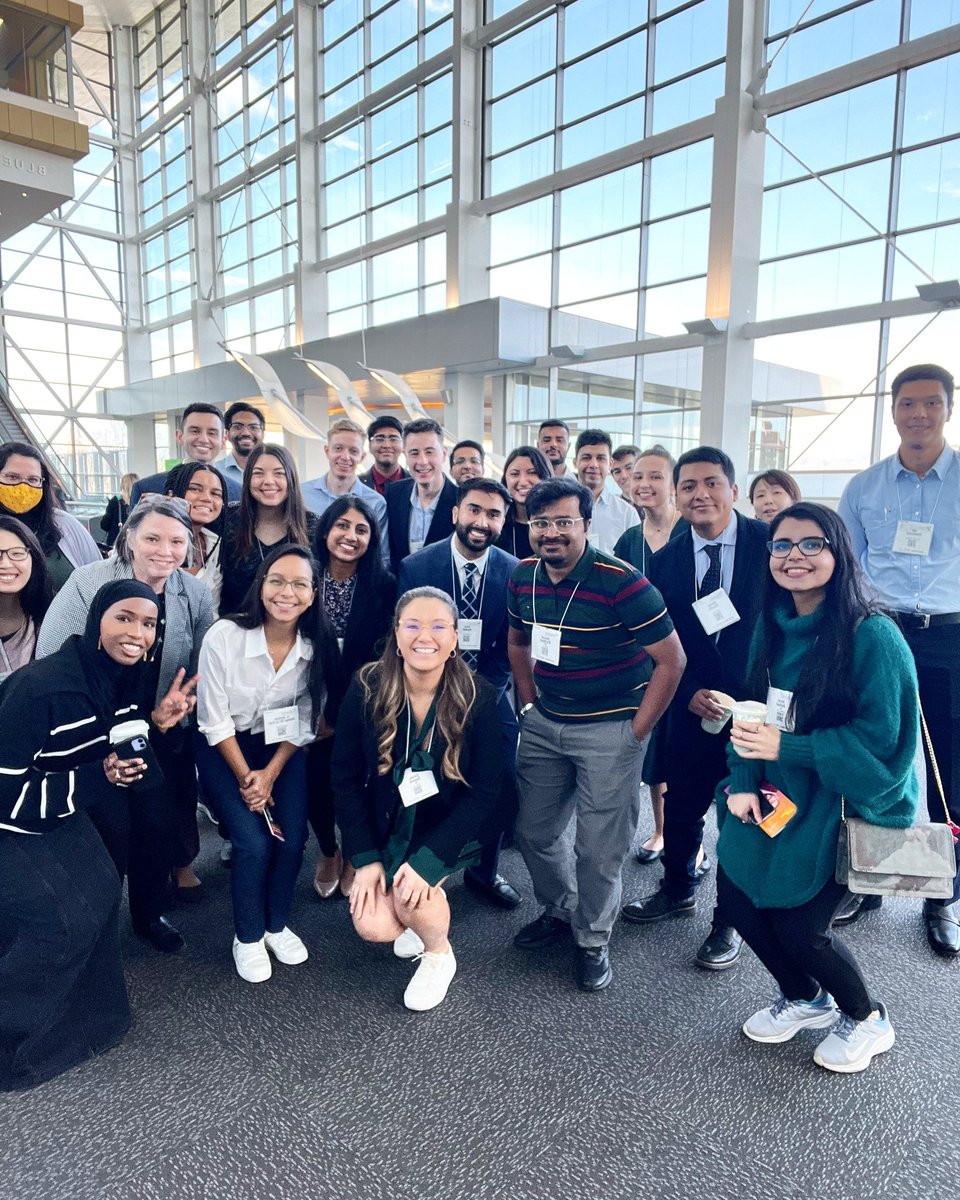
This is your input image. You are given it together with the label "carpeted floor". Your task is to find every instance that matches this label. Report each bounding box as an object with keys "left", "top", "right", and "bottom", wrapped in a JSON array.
[{"left": 2, "top": 806, "right": 958, "bottom": 1200}]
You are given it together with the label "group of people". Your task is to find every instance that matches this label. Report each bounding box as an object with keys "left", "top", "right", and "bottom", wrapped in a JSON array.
[{"left": 0, "top": 361, "right": 957, "bottom": 1092}]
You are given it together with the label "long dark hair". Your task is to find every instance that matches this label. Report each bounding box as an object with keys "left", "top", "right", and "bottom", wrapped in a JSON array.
[
  {"left": 744, "top": 502, "right": 879, "bottom": 733},
  {"left": 234, "top": 443, "right": 310, "bottom": 558},
  {"left": 164, "top": 462, "right": 228, "bottom": 538},
  {"left": 314, "top": 496, "right": 389, "bottom": 589},
  {"left": 0, "top": 514, "right": 53, "bottom": 629},
  {"left": 501, "top": 445, "right": 552, "bottom": 489},
  {"left": 0, "top": 442, "right": 62, "bottom": 556},
  {"left": 223, "top": 543, "right": 338, "bottom": 723}
]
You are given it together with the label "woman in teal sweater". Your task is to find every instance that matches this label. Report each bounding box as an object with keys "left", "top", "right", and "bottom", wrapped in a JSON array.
[{"left": 716, "top": 502, "right": 919, "bottom": 1074}]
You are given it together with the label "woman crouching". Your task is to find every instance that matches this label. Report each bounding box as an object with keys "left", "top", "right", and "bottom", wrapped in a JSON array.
[{"left": 331, "top": 587, "right": 504, "bottom": 1011}]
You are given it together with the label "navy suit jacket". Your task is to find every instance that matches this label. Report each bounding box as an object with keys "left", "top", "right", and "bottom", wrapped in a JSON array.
[
  {"left": 384, "top": 476, "right": 458, "bottom": 575},
  {"left": 645, "top": 510, "right": 770, "bottom": 761},
  {"left": 397, "top": 536, "right": 518, "bottom": 698},
  {"left": 132, "top": 469, "right": 242, "bottom": 504}
]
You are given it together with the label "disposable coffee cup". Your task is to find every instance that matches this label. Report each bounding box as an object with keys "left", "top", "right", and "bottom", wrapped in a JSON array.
[
  {"left": 701, "top": 690, "right": 736, "bottom": 735},
  {"left": 110, "top": 719, "right": 163, "bottom": 792},
  {"left": 730, "top": 701, "right": 768, "bottom": 757}
]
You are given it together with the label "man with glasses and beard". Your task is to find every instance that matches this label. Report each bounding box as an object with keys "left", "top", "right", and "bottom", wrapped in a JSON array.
[
  {"left": 398, "top": 479, "right": 524, "bottom": 910},
  {"left": 507, "top": 477, "right": 685, "bottom": 992},
  {"left": 221, "top": 403, "right": 265, "bottom": 491}
]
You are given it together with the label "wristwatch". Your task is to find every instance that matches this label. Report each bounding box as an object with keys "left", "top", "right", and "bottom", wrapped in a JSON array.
[{"left": 519, "top": 702, "right": 535, "bottom": 719}]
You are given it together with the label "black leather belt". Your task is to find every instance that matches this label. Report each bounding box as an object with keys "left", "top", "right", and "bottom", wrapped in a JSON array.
[{"left": 894, "top": 611, "right": 960, "bottom": 631}]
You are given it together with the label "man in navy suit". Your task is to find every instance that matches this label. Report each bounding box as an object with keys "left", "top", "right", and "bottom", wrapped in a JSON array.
[
  {"left": 621, "top": 447, "right": 770, "bottom": 970},
  {"left": 398, "top": 478, "right": 523, "bottom": 909},
  {"left": 384, "top": 417, "right": 459, "bottom": 574}
]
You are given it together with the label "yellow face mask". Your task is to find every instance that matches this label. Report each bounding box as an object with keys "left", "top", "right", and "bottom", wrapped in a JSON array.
[{"left": 0, "top": 482, "right": 43, "bottom": 514}]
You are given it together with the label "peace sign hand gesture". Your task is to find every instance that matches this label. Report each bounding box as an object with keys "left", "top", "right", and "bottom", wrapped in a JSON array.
[{"left": 152, "top": 668, "right": 199, "bottom": 732}]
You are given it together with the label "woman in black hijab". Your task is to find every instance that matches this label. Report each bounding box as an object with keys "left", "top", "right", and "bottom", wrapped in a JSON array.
[{"left": 0, "top": 580, "right": 196, "bottom": 1091}]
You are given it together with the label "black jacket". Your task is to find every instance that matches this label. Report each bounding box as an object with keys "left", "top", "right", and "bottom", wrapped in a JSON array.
[{"left": 383, "top": 477, "right": 459, "bottom": 575}]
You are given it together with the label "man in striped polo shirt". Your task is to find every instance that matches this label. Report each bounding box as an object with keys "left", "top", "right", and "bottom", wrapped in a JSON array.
[{"left": 507, "top": 477, "right": 686, "bottom": 992}]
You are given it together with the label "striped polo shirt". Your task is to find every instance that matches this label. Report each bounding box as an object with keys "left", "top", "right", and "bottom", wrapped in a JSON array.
[{"left": 508, "top": 544, "right": 674, "bottom": 723}]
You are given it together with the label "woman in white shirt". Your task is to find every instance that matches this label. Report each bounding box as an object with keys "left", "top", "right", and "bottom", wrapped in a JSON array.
[{"left": 197, "top": 544, "right": 338, "bottom": 983}]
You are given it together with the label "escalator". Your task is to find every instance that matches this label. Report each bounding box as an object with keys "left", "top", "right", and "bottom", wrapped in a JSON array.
[{"left": 0, "top": 372, "right": 75, "bottom": 502}]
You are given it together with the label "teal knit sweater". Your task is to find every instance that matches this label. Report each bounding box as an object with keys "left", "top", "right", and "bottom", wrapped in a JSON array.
[{"left": 716, "top": 601, "right": 920, "bottom": 908}]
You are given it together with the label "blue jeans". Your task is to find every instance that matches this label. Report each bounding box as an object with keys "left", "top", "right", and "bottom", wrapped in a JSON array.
[{"left": 195, "top": 731, "right": 308, "bottom": 943}]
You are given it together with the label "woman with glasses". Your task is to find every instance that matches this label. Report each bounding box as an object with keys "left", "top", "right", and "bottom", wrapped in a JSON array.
[
  {"left": 331, "top": 587, "right": 504, "bottom": 1011},
  {"left": 309, "top": 496, "right": 397, "bottom": 900},
  {"left": 36, "top": 496, "right": 214, "bottom": 952},
  {"left": 196, "top": 545, "right": 338, "bottom": 983},
  {"left": 220, "top": 443, "right": 319, "bottom": 614},
  {"left": 0, "top": 442, "right": 100, "bottom": 593},
  {"left": 0, "top": 516, "right": 52, "bottom": 682},
  {"left": 165, "top": 462, "right": 228, "bottom": 614},
  {"left": 716, "top": 502, "right": 919, "bottom": 1073},
  {"left": 497, "top": 446, "right": 553, "bottom": 560}
]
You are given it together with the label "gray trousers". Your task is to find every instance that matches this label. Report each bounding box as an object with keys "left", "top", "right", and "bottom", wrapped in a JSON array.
[{"left": 516, "top": 707, "right": 647, "bottom": 948}]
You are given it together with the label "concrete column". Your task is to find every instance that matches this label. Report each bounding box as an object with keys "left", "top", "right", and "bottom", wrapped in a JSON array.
[
  {"left": 446, "top": 372, "right": 484, "bottom": 441},
  {"left": 293, "top": 0, "right": 327, "bottom": 343},
  {"left": 126, "top": 414, "right": 158, "bottom": 477},
  {"left": 187, "top": 1, "right": 222, "bottom": 366},
  {"left": 447, "top": 0, "right": 489, "bottom": 307}
]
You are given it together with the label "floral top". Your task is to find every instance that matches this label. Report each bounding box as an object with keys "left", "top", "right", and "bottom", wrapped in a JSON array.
[{"left": 322, "top": 570, "right": 357, "bottom": 637}]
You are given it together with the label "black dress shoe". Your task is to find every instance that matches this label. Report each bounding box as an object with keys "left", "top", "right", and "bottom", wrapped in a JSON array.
[
  {"left": 463, "top": 870, "right": 522, "bottom": 910},
  {"left": 634, "top": 844, "right": 662, "bottom": 865},
  {"left": 513, "top": 912, "right": 571, "bottom": 949},
  {"left": 694, "top": 926, "right": 742, "bottom": 970},
  {"left": 621, "top": 888, "right": 696, "bottom": 924},
  {"left": 577, "top": 945, "right": 612, "bottom": 992},
  {"left": 924, "top": 899, "right": 960, "bottom": 957},
  {"left": 832, "top": 892, "right": 865, "bottom": 927},
  {"left": 135, "top": 916, "right": 185, "bottom": 954}
]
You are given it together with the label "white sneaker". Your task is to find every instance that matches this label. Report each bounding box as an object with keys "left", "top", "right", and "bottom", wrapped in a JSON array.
[
  {"left": 814, "top": 1003, "right": 896, "bottom": 1073},
  {"left": 263, "top": 927, "right": 308, "bottom": 965},
  {"left": 393, "top": 928, "right": 425, "bottom": 959},
  {"left": 403, "top": 947, "right": 457, "bottom": 1011},
  {"left": 233, "top": 936, "right": 271, "bottom": 983},
  {"left": 742, "top": 990, "right": 838, "bottom": 1043}
]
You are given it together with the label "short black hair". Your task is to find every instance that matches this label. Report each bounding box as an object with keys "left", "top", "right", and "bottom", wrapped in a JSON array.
[
  {"left": 574, "top": 429, "right": 613, "bottom": 456},
  {"left": 538, "top": 419, "right": 569, "bottom": 435},
  {"left": 455, "top": 478, "right": 510, "bottom": 509},
  {"left": 403, "top": 417, "right": 444, "bottom": 441},
  {"left": 224, "top": 402, "right": 264, "bottom": 429},
  {"left": 612, "top": 444, "right": 640, "bottom": 462},
  {"left": 368, "top": 414, "right": 404, "bottom": 438},
  {"left": 451, "top": 439, "right": 484, "bottom": 461},
  {"left": 748, "top": 469, "right": 801, "bottom": 504},
  {"left": 674, "top": 446, "right": 736, "bottom": 487},
  {"left": 890, "top": 363, "right": 954, "bottom": 411},
  {"left": 180, "top": 403, "right": 225, "bottom": 428},
  {"left": 526, "top": 476, "right": 593, "bottom": 521}
]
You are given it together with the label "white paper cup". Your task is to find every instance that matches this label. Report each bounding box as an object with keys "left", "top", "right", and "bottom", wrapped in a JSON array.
[
  {"left": 701, "top": 690, "right": 736, "bottom": 735},
  {"left": 730, "top": 701, "right": 767, "bottom": 755}
]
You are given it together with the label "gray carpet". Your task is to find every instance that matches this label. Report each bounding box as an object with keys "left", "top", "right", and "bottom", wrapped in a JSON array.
[{"left": 2, "top": 806, "right": 958, "bottom": 1200}]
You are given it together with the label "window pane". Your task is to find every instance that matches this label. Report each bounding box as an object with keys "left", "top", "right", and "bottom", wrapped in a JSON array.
[
  {"left": 765, "top": 0, "right": 901, "bottom": 91},
  {"left": 653, "top": 0, "right": 727, "bottom": 85},
  {"left": 645, "top": 209, "right": 710, "bottom": 285},
  {"left": 489, "top": 78, "right": 555, "bottom": 155},
  {"left": 903, "top": 54, "right": 960, "bottom": 148},
  {"left": 489, "top": 254, "right": 552, "bottom": 306},
  {"left": 651, "top": 63, "right": 723, "bottom": 134},
  {"left": 890, "top": 223, "right": 960, "bottom": 299},
  {"left": 910, "top": 0, "right": 960, "bottom": 38},
  {"left": 559, "top": 166, "right": 641, "bottom": 246},
  {"left": 757, "top": 241, "right": 886, "bottom": 319},
  {"left": 489, "top": 137, "right": 554, "bottom": 194},
  {"left": 562, "top": 32, "right": 646, "bottom": 125},
  {"left": 490, "top": 197, "right": 553, "bottom": 265},
  {"left": 490, "top": 16, "right": 556, "bottom": 99},
  {"left": 761, "top": 161, "right": 891, "bottom": 259},
  {"left": 648, "top": 139, "right": 712, "bottom": 219},
  {"left": 371, "top": 243, "right": 418, "bottom": 298},
  {"left": 370, "top": 93, "right": 417, "bottom": 155},
  {"left": 897, "top": 141, "right": 960, "bottom": 232},
  {"left": 557, "top": 229, "right": 640, "bottom": 304},
  {"left": 643, "top": 277, "right": 707, "bottom": 336},
  {"left": 561, "top": 98, "right": 645, "bottom": 168},
  {"left": 564, "top": 0, "right": 646, "bottom": 62}
]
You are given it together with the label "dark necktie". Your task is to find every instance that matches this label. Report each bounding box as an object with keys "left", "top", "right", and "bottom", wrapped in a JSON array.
[
  {"left": 700, "top": 543, "right": 722, "bottom": 597},
  {"left": 461, "top": 562, "right": 479, "bottom": 670}
]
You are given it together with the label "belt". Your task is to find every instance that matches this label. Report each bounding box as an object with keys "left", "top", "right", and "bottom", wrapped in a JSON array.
[{"left": 894, "top": 611, "right": 960, "bottom": 631}]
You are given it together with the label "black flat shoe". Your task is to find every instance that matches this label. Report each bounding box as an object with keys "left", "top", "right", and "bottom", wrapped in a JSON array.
[
  {"left": 577, "top": 945, "right": 612, "bottom": 991},
  {"left": 634, "top": 843, "right": 662, "bottom": 865},
  {"left": 463, "top": 870, "right": 522, "bottom": 910},
  {"left": 513, "top": 912, "right": 571, "bottom": 950},
  {"left": 924, "top": 899, "right": 960, "bottom": 957},
  {"left": 134, "top": 916, "right": 185, "bottom": 954}
]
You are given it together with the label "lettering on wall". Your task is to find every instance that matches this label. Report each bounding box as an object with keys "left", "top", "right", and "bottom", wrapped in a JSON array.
[{"left": 0, "top": 156, "right": 48, "bottom": 175}]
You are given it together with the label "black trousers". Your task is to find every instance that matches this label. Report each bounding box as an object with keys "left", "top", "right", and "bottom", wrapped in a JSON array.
[
  {"left": 306, "top": 736, "right": 338, "bottom": 859},
  {"left": 904, "top": 624, "right": 960, "bottom": 901},
  {"left": 0, "top": 813, "right": 130, "bottom": 1091},
  {"left": 717, "top": 867, "right": 874, "bottom": 1021}
]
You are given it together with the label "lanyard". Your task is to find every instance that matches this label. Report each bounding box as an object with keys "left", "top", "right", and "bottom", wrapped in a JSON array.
[
  {"left": 531, "top": 558, "right": 582, "bottom": 630},
  {"left": 895, "top": 455, "right": 953, "bottom": 524},
  {"left": 393, "top": 695, "right": 438, "bottom": 785},
  {"left": 0, "top": 637, "right": 12, "bottom": 676}
]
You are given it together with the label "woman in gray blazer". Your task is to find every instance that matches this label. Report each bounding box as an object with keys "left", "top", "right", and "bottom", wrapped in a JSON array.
[{"left": 37, "top": 497, "right": 214, "bottom": 953}]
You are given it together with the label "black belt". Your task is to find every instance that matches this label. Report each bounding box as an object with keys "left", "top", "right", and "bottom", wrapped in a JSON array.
[{"left": 894, "top": 611, "right": 960, "bottom": 631}]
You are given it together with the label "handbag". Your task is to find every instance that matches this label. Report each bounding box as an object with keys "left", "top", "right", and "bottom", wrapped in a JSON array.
[{"left": 835, "top": 706, "right": 958, "bottom": 898}]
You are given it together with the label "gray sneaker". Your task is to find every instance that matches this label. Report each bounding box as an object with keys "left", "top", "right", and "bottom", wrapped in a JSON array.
[
  {"left": 813, "top": 1003, "right": 895, "bottom": 1073},
  {"left": 742, "top": 990, "right": 838, "bottom": 1043}
]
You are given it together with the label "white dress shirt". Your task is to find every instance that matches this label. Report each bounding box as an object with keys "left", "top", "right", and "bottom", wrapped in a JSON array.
[
  {"left": 691, "top": 511, "right": 738, "bottom": 595},
  {"left": 197, "top": 621, "right": 315, "bottom": 748},
  {"left": 587, "top": 490, "right": 641, "bottom": 554}
]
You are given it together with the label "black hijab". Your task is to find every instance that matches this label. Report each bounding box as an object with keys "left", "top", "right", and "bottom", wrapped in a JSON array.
[{"left": 76, "top": 580, "right": 159, "bottom": 723}]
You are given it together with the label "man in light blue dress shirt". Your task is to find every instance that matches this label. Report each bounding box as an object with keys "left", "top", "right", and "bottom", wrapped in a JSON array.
[
  {"left": 839, "top": 363, "right": 960, "bottom": 957},
  {"left": 301, "top": 418, "right": 388, "bottom": 558},
  {"left": 220, "top": 402, "right": 265, "bottom": 491}
]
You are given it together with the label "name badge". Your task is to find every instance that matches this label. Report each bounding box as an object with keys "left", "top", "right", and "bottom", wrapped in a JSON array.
[
  {"left": 531, "top": 623, "right": 561, "bottom": 665},
  {"left": 766, "top": 686, "right": 795, "bottom": 732},
  {"left": 263, "top": 705, "right": 300, "bottom": 745},
  {"left": 692, "top": 588, "right": 741, "bottom": 635},
  {"left": 398, "top": 768, "right": 439, "bottom": 807},
  {"left": 409, "top": 539, "right": 425, "bottom": 554},
  {"left": 893, "top": 520, "right": 934, "bottom": 556},
  {"left": 459, "top": 618, "right": 483, "bottom": 650}
]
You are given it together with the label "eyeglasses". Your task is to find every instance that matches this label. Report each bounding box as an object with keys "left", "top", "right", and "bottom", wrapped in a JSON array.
[
  {"left": 229, "top": 421, "right": 263, "bottom": 433},
  {"left": 767, "top": 536, "right": 831, "bottom": 558},
  {"left": 0, "top": 471, "right": 44, "bottom": 488},
  {"left": 371, "top": 434, "right": 402, "bottom": 445},
  {"left": 0, "top": 546, "right": 29, "bottom": 562},
  {"left": 398, "top": 620, "right": 455, "bottom": 636},
  {"left": 263, "top": 575, "right": 314, "bottom": 595},
  {"left": 528, "top": 517, "right": 585, "bottom": 533}
]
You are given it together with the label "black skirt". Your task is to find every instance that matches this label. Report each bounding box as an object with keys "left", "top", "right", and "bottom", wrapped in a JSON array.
[{"left": 0, "top": 811, "right": 130, "bottom": 1092}]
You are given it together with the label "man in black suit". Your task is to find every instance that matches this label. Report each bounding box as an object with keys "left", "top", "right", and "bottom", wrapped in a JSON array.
[
  {"left": 384, "top": 417, "right": 458, "bottom": 574},
  {"left": 621, "top": 446, "right": 769, "bottom": 970},
  {"left": 398, "top": 479, "right": 523, "bottom": 909}
]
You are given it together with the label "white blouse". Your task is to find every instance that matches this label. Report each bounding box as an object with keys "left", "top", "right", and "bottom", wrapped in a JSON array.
[{"left": 197, "top": 620, "right": 315, "bottom": 748}]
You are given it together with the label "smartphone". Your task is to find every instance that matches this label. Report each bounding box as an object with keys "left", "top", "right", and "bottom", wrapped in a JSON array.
[
  {"left": 756, "top": 781, "right": 797, "bottom": 838},
  {"left": 263, "top": 808, "right": 285, "bottom": 841}
]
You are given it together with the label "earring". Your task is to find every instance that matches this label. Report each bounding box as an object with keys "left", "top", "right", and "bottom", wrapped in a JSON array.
[
  {"left": 448, "top": 649, "right": 457, "bottom": 659},
  {"left": 142, "top": 650, "right": 148, "bottom": 662},
  {"left": 97, "top": 637, "right": 102, "bottom": 651},
  {"left": 396, "top": 646, "right": 402, "bottom": 657}
]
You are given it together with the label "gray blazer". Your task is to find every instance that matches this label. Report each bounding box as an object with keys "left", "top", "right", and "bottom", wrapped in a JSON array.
[{"left": 36, "top": 557, "right": 214, "bottom": 706}]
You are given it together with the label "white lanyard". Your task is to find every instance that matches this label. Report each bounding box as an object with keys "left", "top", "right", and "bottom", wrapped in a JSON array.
[
  {"left": 895, "top": 456, "right": 952, "bottom": 526},
  {"left": 531, "top": 558, "right": 582, "bottom": 631},
  {"left": 0, "top": 637, "right": 12, "bottom": 676}
]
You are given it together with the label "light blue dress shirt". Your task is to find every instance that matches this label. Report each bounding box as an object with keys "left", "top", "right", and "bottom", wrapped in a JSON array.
[
  {"left": 691, "top": 511, "right": 738, "bottom": 596},
  {"left": 219, "top": 458, "right": 245, "bottom": 487},
  {"left": 300, "top": 474, "right": 389, "bottom": 564},
  {"left": 408, "top": 486, "right": 440, "bottom": 551},
  {"left": 838, "top": 442, "right": 960, "bottom": 615}
]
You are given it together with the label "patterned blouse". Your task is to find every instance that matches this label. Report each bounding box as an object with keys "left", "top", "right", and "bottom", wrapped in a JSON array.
[{"left": 322, "top": 570, "right": 357, "bottom": 637}]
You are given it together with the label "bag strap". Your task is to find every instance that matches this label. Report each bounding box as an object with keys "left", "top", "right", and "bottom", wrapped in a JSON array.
[{"left": 919, "top": 699, "right": 952, "bottom": 824}]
